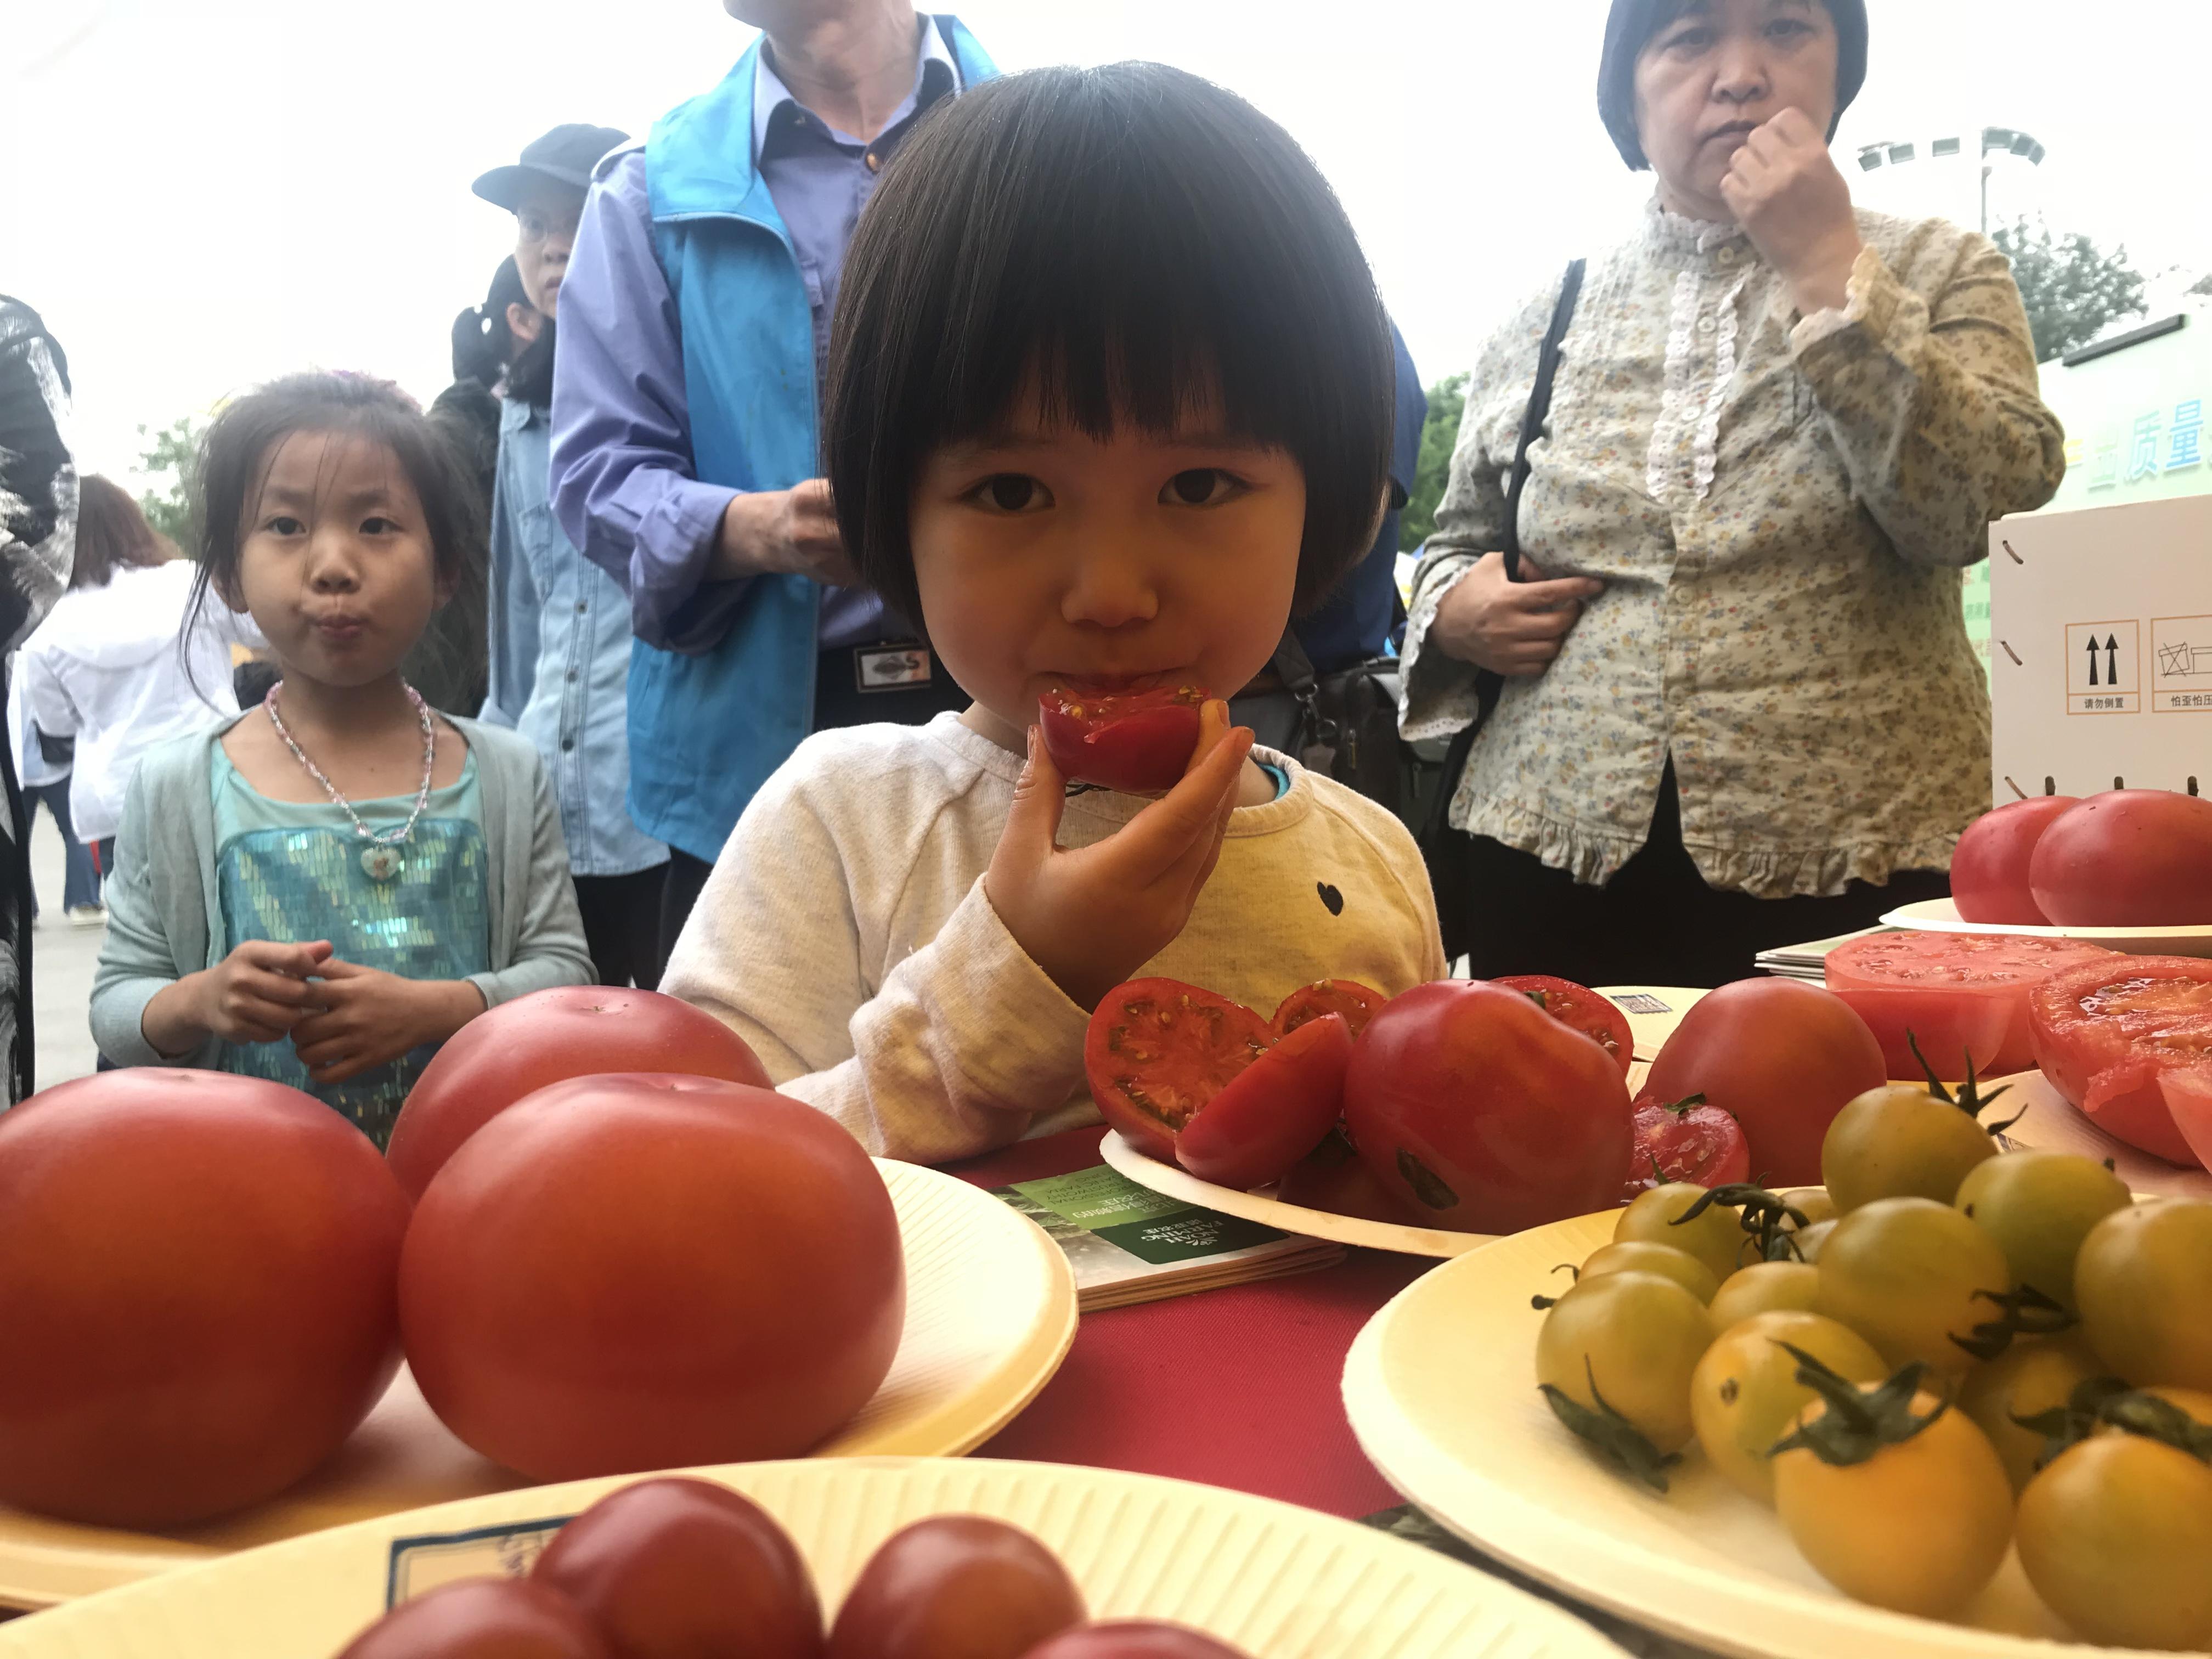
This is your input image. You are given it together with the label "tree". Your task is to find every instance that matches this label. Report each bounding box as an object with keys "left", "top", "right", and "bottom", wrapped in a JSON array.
[
  {"left": 1990, "top": 218, "right": 2148, "bottom": 364},
  {"left": 1401, "top": 371, "right": 1467, "bottom": 552},
  {"left": 134, "top": 414, "right": 207, "bottom": 547}
]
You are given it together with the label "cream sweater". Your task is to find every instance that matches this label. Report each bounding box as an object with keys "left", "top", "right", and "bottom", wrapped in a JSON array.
[{"left": 663, "top": 714, "right": 1447, "bottom": 1164}]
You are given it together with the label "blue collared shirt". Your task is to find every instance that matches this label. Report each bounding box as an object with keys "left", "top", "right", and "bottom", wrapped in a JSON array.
[
  {"left": 483, "top": 396, "right": 668, "bottom": 877},
  {"left": 551, "top": 20, "right": 959, "bottom": 656}
]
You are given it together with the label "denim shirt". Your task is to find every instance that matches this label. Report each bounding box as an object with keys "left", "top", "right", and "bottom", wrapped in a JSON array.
[{"left": 483, "top": 397, "right": 668, "bottom": 877}]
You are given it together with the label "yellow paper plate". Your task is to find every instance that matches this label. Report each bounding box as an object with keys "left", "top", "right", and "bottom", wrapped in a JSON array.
[
  {"left": 0, "top": 1160, "right": 1076, "bottom": 1611},
  {"left": 1344, "top": 1212, "right": 2142, "bottom": 1658},
  {"left": 1099, "top": 986, "right": 1707, "bottom": 1258},
  {"left": 0, "top": 1457, "right": 1630, "bottom": 1659},
  {"left": 1881, "top": 896, "right": 2212, "bottom": 957},
  {"left": 1991, "top": 1069, "right": 2212, "bottom": 1199}
]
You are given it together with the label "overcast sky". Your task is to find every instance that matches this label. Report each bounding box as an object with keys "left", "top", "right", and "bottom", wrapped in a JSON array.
[{"left": 5, "top": 0, "right": 2205, "bottom": 493}]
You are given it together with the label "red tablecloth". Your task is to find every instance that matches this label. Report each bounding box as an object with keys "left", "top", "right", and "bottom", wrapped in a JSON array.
[{"left": 946, "top": 1129, "right": 1430, "bottom": 1519}]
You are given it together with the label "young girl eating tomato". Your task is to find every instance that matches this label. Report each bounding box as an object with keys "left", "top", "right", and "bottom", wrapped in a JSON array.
[
  {"left": 91, "top": 372, "right": 592, "bottom": 1146},
  {"left": 660, "top": 64, "right": 1447, "bottom": 1163}
]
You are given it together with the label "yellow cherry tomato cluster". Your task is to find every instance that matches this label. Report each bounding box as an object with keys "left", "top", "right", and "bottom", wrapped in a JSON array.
[{"left": 1532, "top": 1082, "right": 2212, "bottom": 1647}]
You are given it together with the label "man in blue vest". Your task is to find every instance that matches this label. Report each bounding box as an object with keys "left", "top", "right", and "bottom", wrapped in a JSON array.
[{"left": 551, "top": 4, "right": 997, "bottom": 956}]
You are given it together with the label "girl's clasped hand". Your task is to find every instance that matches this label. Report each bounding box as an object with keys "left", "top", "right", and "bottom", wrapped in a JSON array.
[{"left": 183, "top": 941, "right": 482, "bottom": 1086}]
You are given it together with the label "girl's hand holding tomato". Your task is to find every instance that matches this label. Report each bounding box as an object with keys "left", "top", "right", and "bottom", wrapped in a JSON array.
[
  {"left": 287, "top": 960, "right": 488, "bottom": 1086},
  {"left": 986, "top": 700, "right": 1253, "bottom": 1012}
]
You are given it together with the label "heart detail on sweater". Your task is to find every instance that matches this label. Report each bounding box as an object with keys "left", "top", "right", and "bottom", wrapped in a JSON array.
[{"left": 1317, "top": 883, "right": 1344, "bottom": 917}]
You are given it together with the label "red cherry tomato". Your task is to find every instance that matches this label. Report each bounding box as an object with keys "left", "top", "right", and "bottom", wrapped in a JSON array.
[
  {"left": 1491, "top": 975, "right": 1635, "bottom": 1077},
  {"left": 1023, "top": 1622, "right": 1252, "bottom": 1659},
  {"left": 388, "top": 986, "right": 771, "bottom": 1200},
  {"left": 2029, "top": 790, "right": 2212, "bottom": 926},
  {"left": 399, "top": 1075, "right": 905, "bottom": 1482},
  {"left": 1276, "top": 1123, "right": 1420, "bottom": 1223},
  {"left": 1173, "top": 1014, "right": 1351, "bottom": 1189},
  {"left": 1269, "top": 979, "right": 1385, "bottom": 1040},
  {"left": 1039, "top": 685, "right": 1207, "bottom": 794},
  {"left": 1086, "top": 980, "right": 1272, "bottom": 1164},
  {"left": 1950, "top": 797, "right": 2079, "bottom": 924},
  {"left": 532, "top": 1477, "right": 823, "bottom": 1659},
  {"left": 1343, "top": 980, "right": 1633, "bottom": 1235},
  {"left": 335, "top": 1577, "right": 611, "bottom": 1659},
  {"left": 1641, "top": 979, "right": 1884, "bottom": 1187},
  {"left": 2029, "top": 957, "right": 2212, "bottom": 1165},
  {"left": 1623, "top": 1091, "right": 1751, "bottom": 1198},
  {"left": 1823, "top": 931, "right": 2117, "bottom": 1080},
  {"left": 0, "top": 1070, "right": 407, "bottom": 1528},
  {"left": 826, "top": 1515, "right": 1084, "bottom": 1659}
]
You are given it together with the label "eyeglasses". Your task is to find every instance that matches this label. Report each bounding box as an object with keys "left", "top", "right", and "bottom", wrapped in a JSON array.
[{"left": 517, "top": 208, "right": 582, "bottom": 245}]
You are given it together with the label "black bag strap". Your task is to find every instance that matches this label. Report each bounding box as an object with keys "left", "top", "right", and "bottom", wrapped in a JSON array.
[{"left": 1425, "top": 259, "right": 1585, "bottom": 837}]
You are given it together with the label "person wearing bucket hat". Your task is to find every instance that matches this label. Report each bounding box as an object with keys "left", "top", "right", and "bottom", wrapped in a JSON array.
[
  {"left": 1401, "top": 0, "right": 2066, "bottom": 988},
  {"left": 548, "top": 7, "right": 998, "bottom": 962},
  {"left": 472, "top": 122, "right": 672, "bottom": 990}
]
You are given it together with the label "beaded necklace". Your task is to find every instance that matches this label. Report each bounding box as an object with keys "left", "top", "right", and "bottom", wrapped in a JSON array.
[{"left": 263, "top": 681, "right": 436, "bottom": 882}]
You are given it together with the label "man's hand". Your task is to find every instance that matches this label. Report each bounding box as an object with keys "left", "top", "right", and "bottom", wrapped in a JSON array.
[
  {"left": 143, "top": 939, "right": 334, "bottom": 1055},
  {"left": 1429, "top": 552, "right": 1605, "bottom": 678},
  {"left": 1722, "top": 108, "right": 1864, "bottom": 315},
  {"left": 288, "top": 962, "right": 486, "bottom": 1086},
  {"left": 709, "top": 479, "right": 865, "bottom": 588},
  {"left": 985, "top": 700, "right": 1254, "bottom": 1012}
]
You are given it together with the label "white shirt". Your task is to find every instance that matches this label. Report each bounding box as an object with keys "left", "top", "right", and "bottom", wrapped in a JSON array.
[
  {"left": 19, "top": 562, "right": 259, "bottom": 842},
  {"left": 663, "top": 714, "right": 1448, "bottom": 1165}
]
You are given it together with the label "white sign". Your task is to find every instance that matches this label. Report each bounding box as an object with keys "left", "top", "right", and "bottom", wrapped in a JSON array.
[{"left": 1989, "top": 496, "right": 2212, "bottom": 803}]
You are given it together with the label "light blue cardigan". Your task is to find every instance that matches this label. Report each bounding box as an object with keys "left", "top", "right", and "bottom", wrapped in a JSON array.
[{"left": 91, "top": 714, "right": 594, "bottom": 1070}]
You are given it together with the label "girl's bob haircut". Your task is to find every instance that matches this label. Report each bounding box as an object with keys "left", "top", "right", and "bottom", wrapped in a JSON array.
[
  {"left": 184, "top": 370, "right": 485, "bottom": 631},
  {"left": 824, "top": 62, "right": 1395, "bottom": 634}
]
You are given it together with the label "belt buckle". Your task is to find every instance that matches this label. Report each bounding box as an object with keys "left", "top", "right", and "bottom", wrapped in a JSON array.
[{"left": 855, "top": 644, "right": 933, "bottom": 693}]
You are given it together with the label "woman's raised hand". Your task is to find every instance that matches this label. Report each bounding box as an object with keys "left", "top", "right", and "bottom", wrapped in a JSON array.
[
  {"left": 1722, "top": 108, "right": 1865, "bottom": 315},
  {"left": 1429, "top": 552, "right": 1604, "bottom": 678},
  {"left": 985, "top": 698, "right": 1252, "bottom": 1013}
]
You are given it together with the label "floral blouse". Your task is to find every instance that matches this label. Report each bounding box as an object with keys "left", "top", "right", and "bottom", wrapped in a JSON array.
[{"left": 1401, "top": 202, "right": 2066, "bottom": 899}]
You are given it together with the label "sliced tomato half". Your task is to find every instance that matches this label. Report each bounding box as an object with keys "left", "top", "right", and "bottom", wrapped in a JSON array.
[
  {"left": 1491, "top": 975, "right": 1635, "bottom": 1076},
  {"left": 2028, "top": 956, "right": 2212, "bottom": 1166},
  {"left": 1622, "top": 1091, "right": 1751, "bottom": 1199},
  {"left": 1084, "top": 979, "right": 1272, "bottom": 1164},
  {"left": 1039, "top": 684, "right": 1208, "bottom": 795},
  {"left": 1175, "top": 1014, "right": 1352, "bottom": 1189},
  {"left": 1824, "top": 930, "right": 2118, "bottom": 1081},
  {"left": 1271, "top": 979, "right": 1386, "bottom": 1041}
]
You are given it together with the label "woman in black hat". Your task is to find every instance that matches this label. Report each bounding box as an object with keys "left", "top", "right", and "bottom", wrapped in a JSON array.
[{"left": 1402, "top": 0, "right": 2065, "bottom": 986}]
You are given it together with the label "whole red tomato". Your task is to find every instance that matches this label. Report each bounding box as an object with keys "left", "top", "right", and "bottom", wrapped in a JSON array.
[
  {"left": 1039, "top": 685, "right": 1207, "bottom": 794},
  {"left": 1173, "top": 1014, "right": 1351, "bottom": 1189},
  {"left": 1622, "top": 1092, "right": 1751, "bottom": 1198},
  {"left": 1823, "top": 931, "right": 2116, "bottom": 1080},
  {"left": 532, "top": 1477, "right": 823, "bottom": 1659},
  {"left": 1641, "top": 979, "right": 1884, "bottom": 1187},
  {"left": 1950, "top": 797, "right": 2079, "bottom": 924},
  {"left": 400, "top": 1075, "right": 905, "bottom": 1482},
  {"left": 1343, "top": 980, "right": 1632, "bottom": 1235},
  {"left": 336, "top": 1577, "right": 611, "bottom": 1659},
  {"left": 1270, "top": 980, "right": 1385, "bottom": 1040},
  {"left": 1024, "top": 1623, "right": 1251, "bottom": 1659},
  {"left": 1491, "top": 975, "right": 1635, "bottom": 1077},
  {"left": 2029, "top": 790, "right": 2212, "bottom": 926},
  {"left": 2029, "top": 956, "right": 2212, "bottom": 1165},
  {"left": 386, "top": 986, "right": 771, "bottom": 1201},
  {"left": 0, "top": 1070, "right": 407, "bottom": 1528},
  {"left": 1085, "top": 980, "right": 1272, "bottom": 1164},
  {"left": 826, "top": 1515, "right": 1085, "bottom": 1659}
]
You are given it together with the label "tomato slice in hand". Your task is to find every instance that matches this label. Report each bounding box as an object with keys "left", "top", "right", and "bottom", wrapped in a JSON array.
[
  {"left": 1824, "top": 932, "right": 2117, "bottom": 1081},
  {"left": 1173, "top": 1013, "right": 1351, "bottom": 1189},
  {"left": 2029, "top": 956, "right": 2212, "bottom": 1165},
  {"left": 1039, "top": 685, "right": 1209, "bottom": 795},
  {"left": 1623, "top": 1091, "right": 1751, "bottom": 1199},
  {"left": 1492, "top": 975, "right": 1635, "bottom": 1077},
  {"left": 1950, "top": 797, "right": 2078, "bottom": 924},
  {"left": 1344, "top": 980, "right": 1633, "bottom": 1234},
  {"left": 1085, "top": 980, "right": 1272, "bottom": 1164},
  {"left": 1270, "top": 979, "right": 1385, "bottom": 1040}
]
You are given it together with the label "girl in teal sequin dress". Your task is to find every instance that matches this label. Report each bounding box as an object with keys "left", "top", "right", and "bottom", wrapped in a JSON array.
[{"left": 91, "top": 374, "right": 592, "bottom": 1146}]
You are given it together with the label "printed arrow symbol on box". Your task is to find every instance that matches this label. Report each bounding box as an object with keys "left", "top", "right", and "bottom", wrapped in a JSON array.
[
  {"left": 2107, "top": 635, "right": 2120, "bottom": 684},
  {"left": 2087, "top": 634, "right": 2102, "bottom": 686}
]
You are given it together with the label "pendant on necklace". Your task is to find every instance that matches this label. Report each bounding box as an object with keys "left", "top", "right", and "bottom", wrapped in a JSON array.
[{"left": 360, "top": 845, "right": 404, "bottom": 882}]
